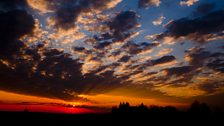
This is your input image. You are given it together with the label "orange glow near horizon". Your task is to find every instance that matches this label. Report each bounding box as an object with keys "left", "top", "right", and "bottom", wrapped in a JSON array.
[
  {"left": 0, "top": 90, "right": 85, "bottom": 106},
  {"left": 79, "top": 94, "right": 187, "bottom": 108},
  {"left": 0, "top": 90, "right": 96, "bottom": 113},
  {"left": 0, "top": 90, "right": 188, "bottom": 113},
  {"left": 0, "top": 90, "right": 64, "bottom": 103}
]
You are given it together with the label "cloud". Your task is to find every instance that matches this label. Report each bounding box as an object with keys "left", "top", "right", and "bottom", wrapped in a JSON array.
[
  {"left": 0, "top": 43, "right": 127, "bottom": 101},
  {"left": 156, "top": 48, "right": 173, "bottom": 57},
  {"left": 150, "top": 9, "right": 224, "bottom": 43},
  {"left": 0, "top": 2, "right": 125, "bottom": 100},
  {"left": 92, "top": 10, "right": 139, "bottom": 48},
  {"left": 198, "top": 80, "right": 224, "bottom": 94},
  {"left": 180, "top": 0, "right": 199, "bottom": 7},
  {"left": 122, "top": 41, "right": 142, "bottom": 54},
  {"left": 108, "top": 11, "right": 138, "bottom": 36},
  {"left": 81, "top": 55, "right": 102, "bottom": 75},
  {"left": 207, "top": 58, "right": 224, "bottom": 73},
  {"left": 118, "top": 56, "right": 131, "bottom": 62},
  {"left": 184, "top": 47, "right": 211, "bottom": 67},
  {"left": 152, "top": 15, "right": 165, "bottom": 26},
  {"left": 27, "top": 0, "right": 122, "bottom": 29},
  {"left": 138, "top": 0, "right": 161, "bottom": 8},
  {"left": 193, "top": 3, "right": 216, "bottom": 16},
  {"left": 0, "top": 10, "right": 34, "bottom": 41},
  {"left": 151, "top": 55, "right": 176, "bottom": 66},
  {"left": 0, "top": 0, "right": 27, "bottom": 11},
  {"left": 55, "top": 5, "right": 81, "bottom": 30},
  {"left": 94, "top": 42, "right": 112, "bottom": 49},
  {"left": 61, "top": 0, "right": 121, "bottom": 29},
  {"left": 155, "top": 84, "right": 205, "bottom": 98},
  {"left": 140, "top": 42, "right": 160, "bottom": 48},
  {"left": 164, "top": 66, "right": 194, "bottom": 76},
  {"left": 181, "top": 47, "right": 224, "bottom": 82},
  {"left": 0, "top": 1, "right": 35, "bottom": 56},
  {"left": 149, "top": 57, "right": 224, "bottom": 97},
  {"left": 0, "top": 47, "right": 105, "bottom": 100},
  {"left": 26, "top": 0, "right": 52, "bottom": 13}
]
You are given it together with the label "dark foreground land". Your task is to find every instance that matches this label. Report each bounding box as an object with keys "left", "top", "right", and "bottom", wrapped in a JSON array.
[{"left": 0, "top": 102, "right": 223, "bottom": 126}]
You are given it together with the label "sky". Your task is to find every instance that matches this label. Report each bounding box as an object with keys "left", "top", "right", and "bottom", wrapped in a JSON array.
[{"left": 0, "top": 0, "right": 224, "bottom": 113}]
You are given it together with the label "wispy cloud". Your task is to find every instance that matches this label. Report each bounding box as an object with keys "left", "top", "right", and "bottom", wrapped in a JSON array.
[
  {"left": 180, "top": 0, "right": 199, "bottom": 7},
  {"left": 152, "top": 15, "right": 165, "bottom": 26}
]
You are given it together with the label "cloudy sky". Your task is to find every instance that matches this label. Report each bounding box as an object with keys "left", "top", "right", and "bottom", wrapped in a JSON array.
[{"left": 0, "top": 0, "right": 224, "bottom": 112}]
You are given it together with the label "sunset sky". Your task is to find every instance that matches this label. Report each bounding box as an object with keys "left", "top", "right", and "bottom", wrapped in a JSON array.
[{"left": 0, "top": 0, "right": 224, "bottom": 113}]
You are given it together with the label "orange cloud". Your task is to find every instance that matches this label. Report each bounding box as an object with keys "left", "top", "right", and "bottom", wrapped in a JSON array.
[{"left": 180, "top": 0, "right": 199, "bottom": 7}]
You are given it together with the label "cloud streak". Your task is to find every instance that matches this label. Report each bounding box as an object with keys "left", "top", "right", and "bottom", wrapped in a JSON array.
[
  {"left": 180, "top": 0, "right": 199, "bottom": 7},
  {"left": 150, "top": 9, "right": 224, "bottom": 43},
  {"left": 138, "top": 0, "right": 161, "bottom": 8}
]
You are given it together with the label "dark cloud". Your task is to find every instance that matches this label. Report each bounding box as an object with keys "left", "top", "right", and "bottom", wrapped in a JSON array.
[
  {"left": 73, "top": 46, "right": 91, "bottom": 54},
  {"left": 0, "top": 45, "right": 126, "bottom": 101},
  {"left": 122, "top": 41, "right": 142, "bottom": 54},
  {"left": 140, "top": 42, "right": 159, "bottom": 47},
  {"left": 56, "top": 5, "right": 81, "bottom": 29},
  {"left": 0, "top": 48, "right": 85, "bottom": 101},
  {"left": 119, "top": 41, "right": 159, "bottom": 56},
  {"left": 153, "top": 9, "right": 224, "bottom": 42},
  {"left": 164, "top": 66, "right": 194, "bottom": 76},
  {"left": 90, "top": 11, "right": 139, "bottom": 49},
  {"left": 207, "top": 59, "right": 224, "bottom": 73},
  {"left": 140, "top": 42, "right": 160, "bottom": 50},
  {"left": 185, "top": 48, "right": 211, "bottom": 67},
  {"left": 151, "top": 55, "right": 176, "bottom": 65},
  {"left": 94, "top": 33, "right": 113, "bottom": 41},
  {"left": 209, "top": 52, "right": 224, "bottom": 58},
  {"left": 0, "top": 1, "right": 35, "bottom": 57},
  {"left": 108, "top": 11, "right": 138, "bottom": 35},
  {"left": 118, "top": 56, "right": 131, "bottom": 62},
  {"left": 52, "top": 0, "right": 81, "bottom": 29},
  {"left": 198, "top": 81, "right": 223, "bottom": 94},
  {"left": 185, "top": 47, "right": 224, "bottom": 73},
  {"left": 73, "top": 46, "right": 86, "bottom": 52},
  {"left": 128, "top": 55, "right": 176, "bottom": 77},
  {"left": 0, "top": 49, "right": 74, "bottom": 100},
  {"left": 0, "top": 10, "right": 34, "bottom": 42},
  {"left": 0, "top": 0, "right": 126, "bottom": 101},
  {"left": 49, "top": 0, "right": 120, "bottom": 29},
  {"left": 166, "top": 78, "right": 190, "bottom": 86},
  {"left": 94, "top": 42, "right": 112, "bottom": 49},
  {"left": 0, "top": 2, "right": 36, "bottom": 97},
  {"left": 161, "top": 63, "right": 203, "bottom": 85},
  {"left": 0, "top": 0, "right": 27, "bottom": 11},
  {"left": 193, "top": 3, "right": 216, "bottom": 16}
]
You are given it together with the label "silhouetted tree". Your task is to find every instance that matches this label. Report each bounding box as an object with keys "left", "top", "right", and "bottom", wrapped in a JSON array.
[
  {"left": 188, "top": 100, "right": 211, "bottom": 115},
  {"left": 163, "top": 106, "right": 177, "bottom": 114},
  {"left": 149, "top": 105, "right": 161, "bottom": 114}
]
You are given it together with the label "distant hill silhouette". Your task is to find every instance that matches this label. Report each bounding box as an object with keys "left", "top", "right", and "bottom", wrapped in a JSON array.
[
  {"left": 110, "top": 101, "right": 223, "bottom": 125},
  {"left": 112, "top": 101, "right": 218, "bottom": 115}
]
